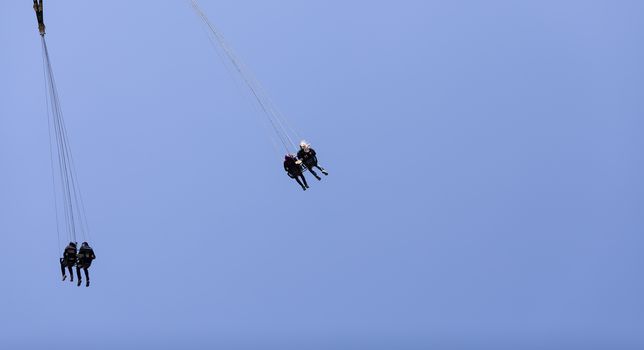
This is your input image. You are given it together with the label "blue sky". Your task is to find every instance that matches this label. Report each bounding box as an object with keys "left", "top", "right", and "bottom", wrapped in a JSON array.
[{"left": 1, "top": 1, "right": 643, "bottom": 349}]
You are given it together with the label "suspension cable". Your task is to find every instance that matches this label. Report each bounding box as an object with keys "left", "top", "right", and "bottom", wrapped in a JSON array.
[
  {"left": 188, "top": 0, "right": 302, "bottom": 155},
  {"left": 40, "top": 35, "right": 90, "bottom": 245}
]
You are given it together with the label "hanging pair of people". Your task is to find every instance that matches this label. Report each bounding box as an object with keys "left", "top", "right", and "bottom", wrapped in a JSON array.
[
  {"left": 59, "top": 242, "right": 96, "bottom": 287},
  {"left": 284, "top": 141, "right": 328, "bottom": 191}
]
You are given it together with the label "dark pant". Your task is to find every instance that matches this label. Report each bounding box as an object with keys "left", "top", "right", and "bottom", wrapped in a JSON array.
[
  {"left": 293, "top": 173, "right": 308, "bottom": 189},
  {"left": 76, "top": 262, "right": 91, "bottom": 282},
  {"left": 60, "top": 259, "right": 75, "bottom": 280},
  {"left": 306, "top": 163, "right": 326, "bottom": 179}
]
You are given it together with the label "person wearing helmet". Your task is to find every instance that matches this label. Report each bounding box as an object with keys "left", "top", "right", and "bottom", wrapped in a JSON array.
[
  {"left": 297, "top": 141, "right": 328, "bottom": 180},
  {"left": 284, "top": 154, "right": 309, "bottom": 191},
  {"left": 76, "top": 242, "right": 96, "bottom": 287},
  {"left": 60, "top": 242, "right": 77, "bottom": 282},
  {"left": 33, "top": 0, "right": 46, "bottom": 35}
]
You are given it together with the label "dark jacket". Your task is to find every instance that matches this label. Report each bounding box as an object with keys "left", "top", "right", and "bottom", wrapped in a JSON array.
[
  {"left": 63, "top": 245, "right": 77, "bottom": 265},
  {"left": 77, "top": 246, "right": 96, "bottom": 267},
  {"left": 284, "top": 157, "right": 303, "bottom": 176},
  {"left": 297, "top": 148, "right": 318, "bottom": 168}
]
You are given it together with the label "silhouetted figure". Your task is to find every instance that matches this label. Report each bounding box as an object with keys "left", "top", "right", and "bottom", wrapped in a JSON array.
[
  {"left": 60, "top": 242, "right": 77, "bottom": 282},
  {"left": 297, "top": 141, "right": 328, "bottom": 180},
  {"left": 76, "top": 242, "right": 96, "bottom": 287},
  {"left": 284, "top": 154, "right": 308, "bottom": 191}
]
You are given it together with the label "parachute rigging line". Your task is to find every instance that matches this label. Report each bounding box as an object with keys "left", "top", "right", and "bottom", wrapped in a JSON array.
[
  {"left": 188, "top": 0, "right": 302, "bottom": 154},
  {"left": 40, "top": 35, "right": 91, "bottom": 247}
]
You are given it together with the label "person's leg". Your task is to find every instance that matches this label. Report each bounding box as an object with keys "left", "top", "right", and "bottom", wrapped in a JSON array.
[
  {"left": 76, "top": 266, "right": 82, "bottom": 286},
  {"left": 84, "top": 267, "right": 90, "bottom": 287},
  {"left": 307, "top": 166, "right": 321, "bottom": 180},
  {"left": 60, "top": 259, "right": 67, "bottom": 281},
  {"left": 68, "top": 265, "right": 74, "bottom": 282},
  {"left": 300, "top": 174, "right": 309, "bottom": 188},
  {"left": 294, "top": 177, "right": 306, "bottom": 190},
  {"left": 315, "top": 164, "right": 328, "bottom": 175}
]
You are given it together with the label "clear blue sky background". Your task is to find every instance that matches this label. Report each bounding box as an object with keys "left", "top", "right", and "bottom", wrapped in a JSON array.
[{"left": 1, "top": 1, "right": 643, "bottom": 349}]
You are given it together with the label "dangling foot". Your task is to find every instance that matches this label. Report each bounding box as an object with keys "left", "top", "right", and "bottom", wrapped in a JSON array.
[
  {"left": 77, "top": 279, "right": 82, "bottom": 287},
  {"left": 86, "top": 280, "right": 90, "bottom": 288},
  {"left": 321, "top": 169, "right": 329, "bottom": 176},
  {"left": 301, "top": 186, "right": 307, "bottom": 191},
  {"left": 62, "top": 275, "right": 67, "bottom": 281},
  {"left": 70, "top": 276, "right": 74, "bottom": 282}
]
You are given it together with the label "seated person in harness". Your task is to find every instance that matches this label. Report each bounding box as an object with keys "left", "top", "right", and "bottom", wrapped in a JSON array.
[
  {"left": 297, "top": 140, "right": 328, "bottom": 180},
  {"left": 60, "top": 242, "right": 77, "bottom": 282},
  {"left": 284, "top": 154, "right": 309, "bottom": 191},
  {"left": 76, "top": 242, "right": 96, "bottom": 287},
  {"left": 33, "top": 0, "right": 46, "bottom": 35}
]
